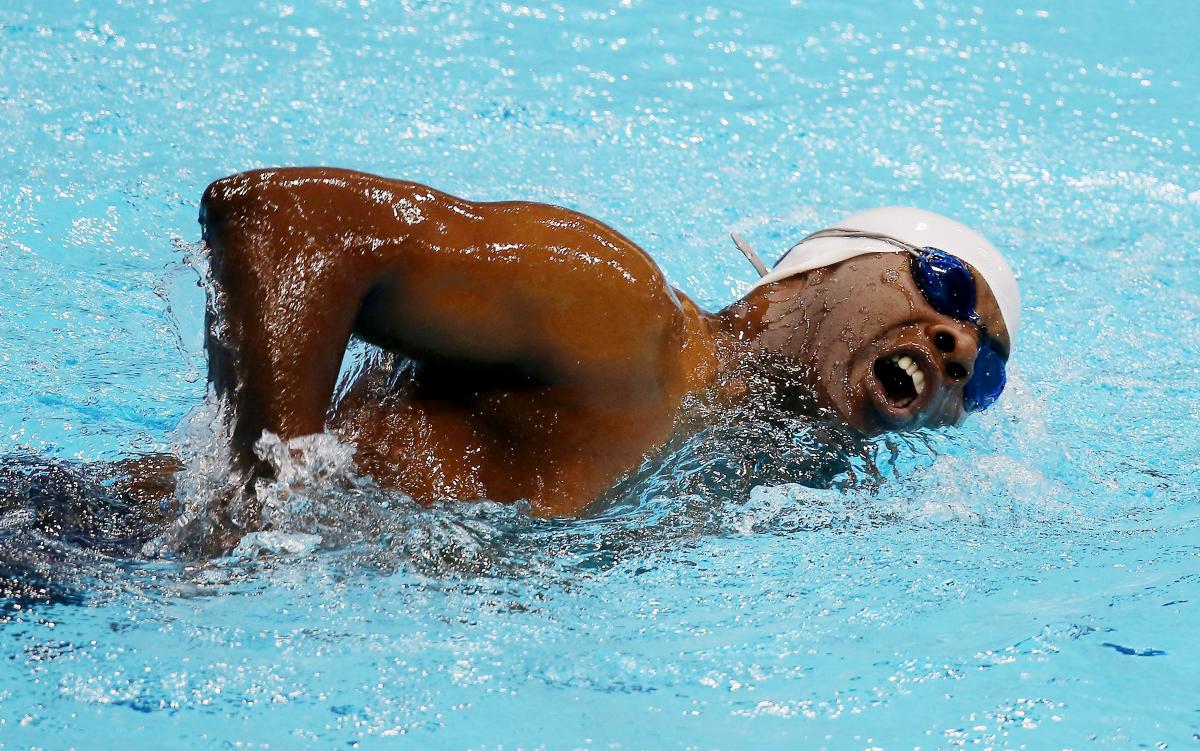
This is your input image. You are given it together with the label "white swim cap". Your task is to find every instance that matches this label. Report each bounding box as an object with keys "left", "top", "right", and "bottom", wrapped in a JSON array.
[{"left": 738, "top": 207, "right": 1020, "bottom": 339}]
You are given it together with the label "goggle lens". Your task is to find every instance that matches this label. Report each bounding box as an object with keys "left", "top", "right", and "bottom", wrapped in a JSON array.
[
  {"left": 963, "top": 336, "right": 1007, "bottom": 412},
  {"left": 910, "top": 247, "right": 979, "bottom": 323}
]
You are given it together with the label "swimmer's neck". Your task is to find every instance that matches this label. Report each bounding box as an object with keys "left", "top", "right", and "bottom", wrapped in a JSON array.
[{"left": 699, "top": 277, "right": 825, "bottom": 406}]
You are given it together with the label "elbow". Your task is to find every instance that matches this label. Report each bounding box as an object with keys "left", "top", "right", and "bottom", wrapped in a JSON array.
[
  {"left": 199, "top": 177, "right": 235, "bottom": 244},
  {"left": 199, "top": 171, "right": 265, "bottom": 244},
  {"left": 198, "top": 184, "right": 217, "bottom": 242}
]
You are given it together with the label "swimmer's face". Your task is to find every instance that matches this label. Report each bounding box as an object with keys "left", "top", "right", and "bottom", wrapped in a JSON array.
[{"left": 756, "top": 252, "right": 1011, "bottom": 434}]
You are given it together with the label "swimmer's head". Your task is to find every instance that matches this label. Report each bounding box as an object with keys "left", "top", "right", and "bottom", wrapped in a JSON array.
[{"left": 730, "top": 207, "right": 1019, "bottom": 434}]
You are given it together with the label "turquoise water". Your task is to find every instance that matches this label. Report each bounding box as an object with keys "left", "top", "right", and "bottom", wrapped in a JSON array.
[{"left": 2, "top": 0, "right": 1199, "bottom": 748}]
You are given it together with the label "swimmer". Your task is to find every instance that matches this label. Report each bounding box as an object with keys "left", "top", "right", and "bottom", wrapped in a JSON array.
[{"left": 195, "top": 167, "right": 1019, "bottom": 520}]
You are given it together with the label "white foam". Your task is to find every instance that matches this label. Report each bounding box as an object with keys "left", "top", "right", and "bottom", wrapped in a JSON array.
[{"left": 232, "top": 531, "right": 322, "bottom": 559}]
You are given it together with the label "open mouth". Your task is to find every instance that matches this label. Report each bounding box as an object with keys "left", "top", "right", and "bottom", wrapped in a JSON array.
[{"left": 871, "top": 352, "right": 927, "bottom": 410}]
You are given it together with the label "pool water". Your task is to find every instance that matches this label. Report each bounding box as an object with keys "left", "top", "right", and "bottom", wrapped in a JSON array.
[{"left": 2, "top": 0, "right": 1199, "bottom": 748}]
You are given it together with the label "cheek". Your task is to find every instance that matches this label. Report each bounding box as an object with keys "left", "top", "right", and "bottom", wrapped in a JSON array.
[
  {"left": 813, "top": 345, "right": 871, "bottom": 419},
  {"left": 812, "top": 336, "right": 856, "bottom": 387}
]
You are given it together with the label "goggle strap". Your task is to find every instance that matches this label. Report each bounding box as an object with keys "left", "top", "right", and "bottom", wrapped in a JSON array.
[
  {"left": 789, "top": 227, "right": 924, "bottom": 263},
  {"left": 731, "top": 233, "right": 770, "bottom": 278}
]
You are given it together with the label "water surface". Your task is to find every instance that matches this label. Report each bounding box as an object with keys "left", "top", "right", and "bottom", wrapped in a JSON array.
[{"left": 1, "top": 0, "right": 1198, "bottom": 748}]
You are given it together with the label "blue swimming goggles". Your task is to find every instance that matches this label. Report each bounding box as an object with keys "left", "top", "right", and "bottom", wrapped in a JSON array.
[
  {"left": 906, "top": 244, "right": 1008, "bottom": 412},
  {"left": 738, "top": 228, "right": 1008, "bottom": 413}
]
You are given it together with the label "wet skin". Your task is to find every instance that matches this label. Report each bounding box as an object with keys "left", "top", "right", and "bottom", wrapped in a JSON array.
[{"left": 198, "top": 167, "right": 1010, "bottom": 517}]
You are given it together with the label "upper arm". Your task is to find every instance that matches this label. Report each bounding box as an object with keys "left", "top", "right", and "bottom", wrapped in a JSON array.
[{"left": 354, "top": 199, "right": 690, "bottom": 397}]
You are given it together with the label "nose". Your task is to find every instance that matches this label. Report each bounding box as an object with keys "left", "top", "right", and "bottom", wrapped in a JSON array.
[{"left": 927, "top": 323, "right": 977, "bottom": 383}]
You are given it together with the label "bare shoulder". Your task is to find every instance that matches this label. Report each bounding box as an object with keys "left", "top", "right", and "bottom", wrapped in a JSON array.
[{"left": 471, "top": 197, "right": 685, "bottom": 310}]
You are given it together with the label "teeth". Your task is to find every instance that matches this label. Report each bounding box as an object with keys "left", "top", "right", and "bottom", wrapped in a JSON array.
[{"left": 887, "top": 353, "right": 927, "bottom": 400}]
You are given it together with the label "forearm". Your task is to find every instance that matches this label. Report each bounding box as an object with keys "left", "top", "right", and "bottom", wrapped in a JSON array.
[{"left": 201, "top": 173, "right": 378, "bottom": 462}]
